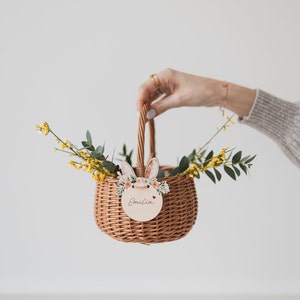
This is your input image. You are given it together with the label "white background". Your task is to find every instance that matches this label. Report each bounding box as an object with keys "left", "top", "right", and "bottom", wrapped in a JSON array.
[{"left": 0, "top": 0, "right": 300, "bottom": 297}]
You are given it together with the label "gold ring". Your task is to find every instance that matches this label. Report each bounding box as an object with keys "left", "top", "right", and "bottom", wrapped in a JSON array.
[{"left": 150, "top": 73, "right": 161, "bottom": 89}]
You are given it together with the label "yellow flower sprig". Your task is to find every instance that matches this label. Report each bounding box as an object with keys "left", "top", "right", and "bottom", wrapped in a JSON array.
[{"left": 36, "top": 122, "right": 119, "bottom": 182}]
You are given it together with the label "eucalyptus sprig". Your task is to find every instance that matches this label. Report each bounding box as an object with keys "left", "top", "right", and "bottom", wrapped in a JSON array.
[
  {"left": 118, "top": 144, "right": 134, "bottom": 166},
  {"left": 165, "top": 114, "right": 256, "bottom": 182},
  {"left": 170, "top": 147, "right": 256, "bottom": 183}
]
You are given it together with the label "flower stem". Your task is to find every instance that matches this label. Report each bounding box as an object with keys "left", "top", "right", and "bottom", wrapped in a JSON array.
[
  {"left": 199, "top": 113, "right": 235, "bottom": 150},
  {"left": 49, "top": 129, "right": 80, "bottom": 157}
]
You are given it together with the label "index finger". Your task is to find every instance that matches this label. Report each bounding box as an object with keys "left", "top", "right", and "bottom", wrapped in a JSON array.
[{"left": 136, "top": 76, "right": 163, "bottom": 111}]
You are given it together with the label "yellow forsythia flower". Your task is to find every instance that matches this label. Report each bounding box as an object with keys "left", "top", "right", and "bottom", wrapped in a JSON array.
[{"left": 36, "top": 122, "right": 50, "bottom": 136}]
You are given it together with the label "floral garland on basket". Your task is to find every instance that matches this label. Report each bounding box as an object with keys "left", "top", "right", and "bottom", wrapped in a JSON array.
[
  {"left": 116, "top": 173, "right": 170, "bottom": 196},
  {"left": 36, "top": 114, "right": 256, "bottom": 184}
]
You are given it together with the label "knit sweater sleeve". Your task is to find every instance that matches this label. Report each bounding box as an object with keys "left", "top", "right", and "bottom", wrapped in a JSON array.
[{"left": 240, "top": 89, "right": 300, "bottom": 168}]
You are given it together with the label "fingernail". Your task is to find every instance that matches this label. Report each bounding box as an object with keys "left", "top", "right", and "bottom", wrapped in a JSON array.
[{"left": 147, "top": 109, "right": 156, "bottom": 119}]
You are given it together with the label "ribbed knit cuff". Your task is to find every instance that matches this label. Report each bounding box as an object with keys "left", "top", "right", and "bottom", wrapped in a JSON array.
[{"left": 241, "top": 89, "right": 300, "bottom": 168}]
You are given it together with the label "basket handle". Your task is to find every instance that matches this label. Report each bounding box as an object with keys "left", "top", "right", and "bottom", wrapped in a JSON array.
[{"left": 136, "top": 104, "right": 156, "bottom": 177}]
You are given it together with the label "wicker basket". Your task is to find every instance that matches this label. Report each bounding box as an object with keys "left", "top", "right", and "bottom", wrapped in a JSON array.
[{"left": 94, "top": 105, "right": 198, "bottom": 244}]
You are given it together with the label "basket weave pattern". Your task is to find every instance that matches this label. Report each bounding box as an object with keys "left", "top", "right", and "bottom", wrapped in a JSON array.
[{"left": 94, "top": 105, "right": 198, "bottom": 244}]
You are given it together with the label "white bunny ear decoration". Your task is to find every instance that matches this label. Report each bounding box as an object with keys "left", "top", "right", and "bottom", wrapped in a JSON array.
[
  {"left": 121, "top": 160, "right": 136, "bottom": 178},
  {"left": 116, "top": 158, "right": 169, "bottom": 197},
  {"left": 145, "top": 157, "right": 159, "bottom": 179}
]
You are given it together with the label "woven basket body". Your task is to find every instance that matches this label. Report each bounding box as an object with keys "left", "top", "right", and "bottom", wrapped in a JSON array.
[{"left": 94, "top": 105, "right": 198, "bottom": 244}]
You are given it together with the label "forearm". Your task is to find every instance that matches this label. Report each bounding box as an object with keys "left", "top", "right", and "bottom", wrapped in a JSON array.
[{"left": 208, "top": 80, "right": 256, "bottom": 118}]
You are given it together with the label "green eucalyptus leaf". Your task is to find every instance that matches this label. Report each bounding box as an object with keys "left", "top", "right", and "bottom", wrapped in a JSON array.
[
  {"left": 81, "top": 141, "right": 89, "bottom": 148},
  {"left": 170, "top": 167, "right": 180, "bottom": 176},
  {"left": 239, "top": 163, "right": 248, "bottom": 175},
  {"left": 157, "top": 169, "right": 165, "bottom": 178},
  {"left": 91, "top": 152, "right": 105, "bottom": 161},
  {"left": 95, "top": 145, "right": 104, "bottom": 154},
  {"left": 86, "top": 130, "right": 92, "bottom": 144},
  {"left": 103, "top": 161, "right": 119, "bottom": 173},
  {"left": 245, "top": 155, "right": 256, "bottom": 164},
  {"left": 240, "top": 155, "right": 250, "bottom": 163},
  {"left": 188, "top": 149, "right": 196, "bottom": 161},
  {"left": 224, "top": 166, "right": 236, "bottom": 180},
  {"left": 233, "top": 165, "right": 241, "bottom": 176},
  {"left": 232, "top": 151, "right": 242, "bottom": 164},
  {"left": 205, "top": 169, "right": 216, "bottom": 183},
  {"left": 125, "top": 155, "right": 132, "bottom": 166},
  {"left": 214, "top": 168, "right": 222, "bottom": 181},
  {"left": 91, "top": 151, "right": 98, "bottom": 158},
  {"left": 126, "top": 150, "right": 134, "bottom": 165},
  {"left": 179, "top": 156, "right": 190, "bottom": 172},
  {"left": 81, "top": 141, "right": 95, "bottom": 151},
  {"left": 204, "top": 150, "right": 214, "bottom": 166}
]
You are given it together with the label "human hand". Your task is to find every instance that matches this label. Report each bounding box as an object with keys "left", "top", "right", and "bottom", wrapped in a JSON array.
[{"left": 136, "top": 68, "right": 223, "bottom": 119}]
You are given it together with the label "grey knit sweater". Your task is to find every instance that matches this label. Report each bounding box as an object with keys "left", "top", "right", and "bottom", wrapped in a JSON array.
[{"left": 241, "top": 89, "right": 300, "bottom": 168}]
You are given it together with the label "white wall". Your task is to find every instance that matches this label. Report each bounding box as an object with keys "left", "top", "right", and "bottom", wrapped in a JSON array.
[{"left": 0, "top": 0, "right": 300, "bottom": 297}]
